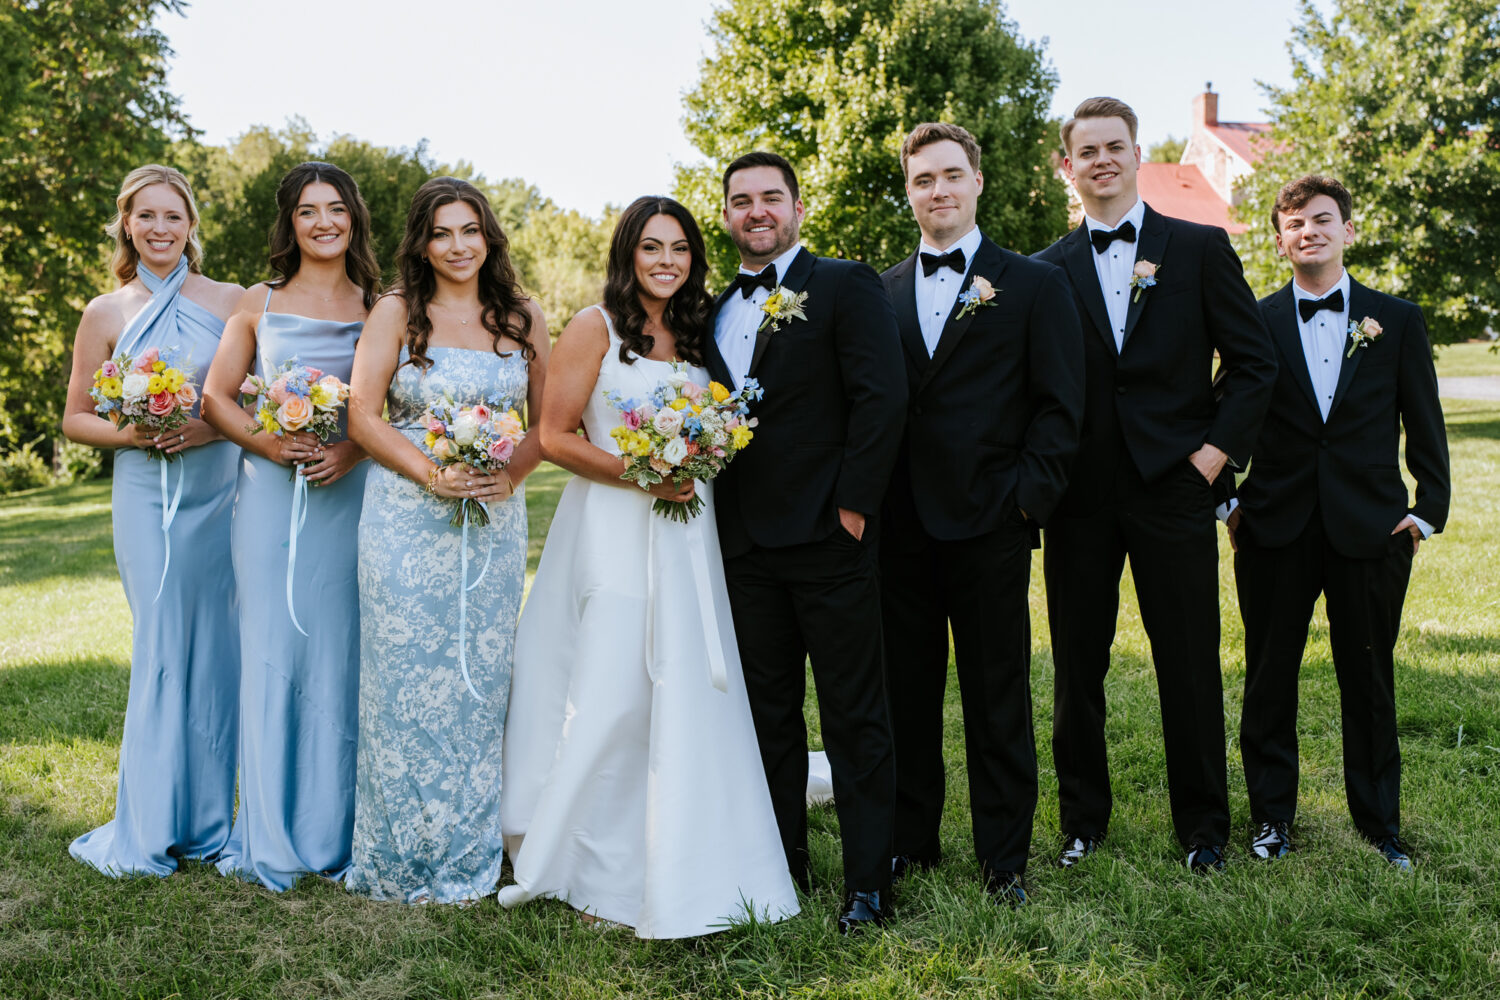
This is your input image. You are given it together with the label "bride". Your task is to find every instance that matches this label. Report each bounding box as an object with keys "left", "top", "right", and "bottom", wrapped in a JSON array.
[{"left": 499, "top": 196, "right": 799, "bottom": 937}]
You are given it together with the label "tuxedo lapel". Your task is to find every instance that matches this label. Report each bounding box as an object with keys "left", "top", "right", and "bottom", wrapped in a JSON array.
[
  {"left": 1121, "top": 206, "right": 1170, "bottom": 348},
  {"left": 704, "top": 284, "right": 737, "bottom": 387},
  {"left": 887, "top": 253, "right": 929, "bottom": 371},
  {"left": 1264, "top": 283, "right": 1320, "bottom": 416},
  {"left": 1061, "top": 224, "right": 1117, "bottom": 357},
  {"left": 922, "top": 238, "right": 1008, "bottom": 391},
  {"left": 1328, "top": 278, "right": 1382, "bottom": 420},
  {"left": 748, "top": 247, "right": 813, "bottom": 377}
]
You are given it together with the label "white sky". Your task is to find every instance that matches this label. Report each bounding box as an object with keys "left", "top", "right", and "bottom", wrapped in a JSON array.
[{"left": 163, "top": 0, "right": 1315, "bottom": 216}]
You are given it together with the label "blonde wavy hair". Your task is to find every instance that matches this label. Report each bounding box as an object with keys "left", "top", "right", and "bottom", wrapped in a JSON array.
[{"left": 105, "top": 164, "right": 205, "bottom": 284}]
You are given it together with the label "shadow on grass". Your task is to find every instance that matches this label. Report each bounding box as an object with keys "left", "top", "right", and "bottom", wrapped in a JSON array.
[
  {"left": 0, "top": 657, "right": 126, "bottom": 745},
  {"left": 1445, "top": 408, "right": 1500, "bottom": 442},
  {"left": 0, "top": 482, "right": 119, "bottom": 589}
]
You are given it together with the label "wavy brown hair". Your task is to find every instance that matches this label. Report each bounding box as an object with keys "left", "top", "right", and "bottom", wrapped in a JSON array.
[
  {"left": 106, "top": 164, "right": 204, "bottom": 284},
  {"left": 267, "top": 161, "right": 381, "bottom": 307},
  {"left": 602, "top": 196, "right": 712, "bottom": 366},
  {"left": 393, "top": 177, "right": 534, "bottom": 371}
]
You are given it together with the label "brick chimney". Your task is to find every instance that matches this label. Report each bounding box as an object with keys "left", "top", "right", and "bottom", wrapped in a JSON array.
[{"left": 1194, "top": 82, "right": 1219, "bottom": 127}]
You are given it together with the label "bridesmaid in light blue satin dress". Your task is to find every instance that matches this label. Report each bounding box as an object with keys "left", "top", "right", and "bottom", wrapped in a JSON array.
[
  {"left": 344, "top": 177, "right": 549, "bottom": 904},
  {"left": 201, "top": 162, "right": 381, "bottom": 890},
  {"left": 61, "top": 165, "right": 245, "bottom": 876}
]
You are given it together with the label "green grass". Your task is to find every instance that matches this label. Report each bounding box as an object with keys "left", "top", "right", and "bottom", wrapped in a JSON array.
[
  {"left": 1433, "top": 341, "right": 1500, "bottom": 377},
  {"left": 4, "top": 402, "right": 1500, "bottom": 998}
]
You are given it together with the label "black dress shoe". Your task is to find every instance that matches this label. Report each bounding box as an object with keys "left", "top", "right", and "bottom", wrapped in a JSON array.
[
  {"left": 837, "top": 890, "right": 887, "bottom": 935},
  {"left": 1250, "top": 821, "right": 1292, "bottom": 860},
  {"left": 891, "top": 854, "right": 938, "bottom": 880},
  {"left": 1187, "top": 843, "right": 1226, "bottom": 873},
  {"left": 1373, "top": 836, "right": 1412, "bottom": 871},
  {"left": 985, "top": 870, "right": 1028, "bottom": 907},
  {"left": 1055, "top": 833, "right": 1100, "bottom": 868}
]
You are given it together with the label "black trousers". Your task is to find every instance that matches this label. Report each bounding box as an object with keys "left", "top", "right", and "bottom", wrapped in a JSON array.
[
  {"left": 880, "top": 512, "right": 1037, "bottom": 878},
  {"left": 1044, "top": 458, "right": 1229, "bottom": 848},
  {"left": 724, "top": 528, "right": 895, "bottom": 894},
  {"left": 1235, "top": 511, "right": 1413, "bottom": 840}
]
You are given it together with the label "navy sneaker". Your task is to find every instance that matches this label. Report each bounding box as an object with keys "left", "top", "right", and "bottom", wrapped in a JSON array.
[
  {"left": 1250, "top": 821, "right": 1293, "bottom": 860},
  {"left": 986, "top": 870, "right": 1029, "bottom": 907},
  {"left": 1374, "top": 836, "right": 1412, "bottom": 871},
  {"left": 1055, "top": 834, "right": 1100, "bottom": 869},
  {"left": 1187, "top": 843, "right": 1227, "bottom": 873}
]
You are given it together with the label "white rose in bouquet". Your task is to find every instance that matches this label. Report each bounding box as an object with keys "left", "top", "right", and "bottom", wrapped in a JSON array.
[
  {"left": 122, "top": 373, "right": 150, "bottom": 399},
  {"left": 452, "top": 411, "right": 479, "bottom": 446},
  {"left": 661, "top": 436, "right": 688, "bottom": 465},
  {"left": 652, "top": 408, "right": 684, "bottom": 435}
]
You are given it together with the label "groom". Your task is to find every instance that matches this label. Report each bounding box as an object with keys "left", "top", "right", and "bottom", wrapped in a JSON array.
[
  {"left": 703, "top": 151, "right": 907, "bottom": 933},
  {"left": 879, "top": 122, "right": 1083, "bottom": 903}
]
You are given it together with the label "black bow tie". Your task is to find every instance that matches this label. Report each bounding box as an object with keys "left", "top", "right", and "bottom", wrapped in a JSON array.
[
  {"left": 732, "top": 267, "right": 777, "bottom": 299},
  {"left": 1090, "top": 220, "right": 1137, "bottom": 254},
  {"left": 1298, "top": 288, "right": 1345, "bottom": 322},
  {"left": 920, "top": 247, "right": 966, "bottom": 276}
]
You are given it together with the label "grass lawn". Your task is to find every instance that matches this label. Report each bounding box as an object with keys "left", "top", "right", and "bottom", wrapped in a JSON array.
[
  {"left": 1433, "top": 341, "right": 1500, "bottom": 377},
  {"left": 3, "top": 399, "right": 1499, "bottom": 999}
]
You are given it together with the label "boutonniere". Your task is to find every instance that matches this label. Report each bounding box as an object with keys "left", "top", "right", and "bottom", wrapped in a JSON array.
[
  {"left": 758, "top": 286, "right": 809, "bottom": 333},
  {"left": 954, "top": 275, "right": 998, "bottom": 320},
  {"left": 1129, "top": 260, "right": 1160, "bottom": 302},
  {"left": 1346, "top": 316, "right": 1384, "bottom": 358}
]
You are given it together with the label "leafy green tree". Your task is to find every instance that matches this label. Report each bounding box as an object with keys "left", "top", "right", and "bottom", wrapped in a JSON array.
[
  {"left": 1233, "top": 0, "right": 1500, "bottom": 344},
  {"left": 510, "top": 204, "right": 618, "bottom": 335},
  {"left": 0, "top": 0, "right": 190, "bottom": 452},
  {"left": 1148, "top": 135, "right": 1187, "bottom": 163},
  {"left": 677, "top": 0, "right": 1067, "bottom": 284}
]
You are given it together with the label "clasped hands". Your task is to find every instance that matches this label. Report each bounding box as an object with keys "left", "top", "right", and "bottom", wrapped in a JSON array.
[
  {"left": 427, "top": 462, "right": 514, "bottom": 503},
  {"left": 129, "top": 417, "right": 217, "bottom": 456},
  {"left": 264, "top": 430, "right": 364, "bottom": 486}
]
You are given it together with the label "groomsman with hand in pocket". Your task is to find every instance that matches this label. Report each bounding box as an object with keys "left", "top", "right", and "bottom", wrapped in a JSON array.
[
  {"left": 1034, "top": 97, "right": 1277, "bottom": 873},
  {"left": 879, "top": 122, "right": 1083, "bottom": 905},
  {"left": 1223, "top": 174, "right": 1450, "bottom": 869}
]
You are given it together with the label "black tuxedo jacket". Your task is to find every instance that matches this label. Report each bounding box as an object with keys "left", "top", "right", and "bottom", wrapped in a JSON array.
[
  {"left": 1230, "top": 278, "right": 1450, "bottom": 559},
  {"left": 881, "top": 234, "right": 1084, "bottom": 536},
  {"left": 704, "top": 247, "right": 907, "bottom": 557},
  {"left": 1034, "top": 205, "right": 1277, "bottom": 512}
]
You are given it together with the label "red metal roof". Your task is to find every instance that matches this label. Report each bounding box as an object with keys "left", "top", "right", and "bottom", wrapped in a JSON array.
[
  {"left": 1137, "top": 163, "right": 1247, "bottom": 233},
  {"left": 1207, "top": 122, "right": 1275, "bottom": 164}
]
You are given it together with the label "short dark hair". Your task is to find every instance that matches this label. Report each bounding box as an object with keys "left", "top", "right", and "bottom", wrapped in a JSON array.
[
  {"left": 722, "top": 151, "right": 799, "bottom": 203},
  {"left": 1271, "top": 174, "right": 1353, "bottom": 232},
  {"left": 1061, "top": 97, "right": 1139, "bottom": 155},
  {"left": 901, "top": 122, "right": 982, "bottom": 178}
]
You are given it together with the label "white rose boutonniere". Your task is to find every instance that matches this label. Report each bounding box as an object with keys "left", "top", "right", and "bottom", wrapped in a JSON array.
[
  {"left": 1346, "top": 316, "right": 1384, "bottom": 358},
  {"left": 1129, "top": 260, "right": 1160, "bottom": 302},
  {"left": 758, "top": 286, "right": 810, "bottom": 333},
  {"left": 955, "top": 275, "right": 998, "bottom": 320}
]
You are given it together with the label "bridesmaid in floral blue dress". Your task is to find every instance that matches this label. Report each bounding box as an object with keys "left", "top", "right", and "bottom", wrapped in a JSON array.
[
  {"left": 201, "top": 163, "right": 381, "bottom": 890},
  {"left": 345, "top": 177, "right": 549, "bottom": 903},
  {"left": 61, "top": 165, "right": 245, "bottom": 876}
]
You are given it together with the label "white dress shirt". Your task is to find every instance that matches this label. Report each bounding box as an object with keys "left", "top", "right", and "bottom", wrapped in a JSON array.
[
  {"left": 914, "top": 226, "right": 984, "bottom": 356},
  {"left": 1083, "top": 199, "right": 1148, "bottom": 353},
  {"left": 714, "top": 243, "right": 805, "bottom": 389},
  {"left": 1218, "top": 268, "right": 1432, "bottom": 539}
]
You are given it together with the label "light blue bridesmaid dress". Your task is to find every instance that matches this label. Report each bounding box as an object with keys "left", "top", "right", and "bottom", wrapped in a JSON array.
[
  {"left": 345, "top": 346, "right": 528, "bottom": 904},
  {"left": 215, "top": 288, "right": 366, "bottom": 890},
  {"left": 70, "top": 257, "right": 241, "bottom": 877}
]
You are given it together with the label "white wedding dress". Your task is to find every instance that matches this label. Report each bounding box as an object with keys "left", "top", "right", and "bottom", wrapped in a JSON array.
[{"left": 499, "top": 307, "right": 799, "bottom": 938}]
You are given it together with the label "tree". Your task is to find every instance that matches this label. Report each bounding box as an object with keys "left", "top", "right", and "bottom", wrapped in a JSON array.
[
  {"left": 510, "top": 203, "right": 618, "bottom": 335},
  {"left": 1233, "top": 0, "right": 1500, "bottom": 344},
  {"left": 0, "top": 0, "right": 191, "bottom": 452},
  {"left": 677, "top": 0, "right": 1067, "bottom": 284},
  {"left": 1148, "top": 135, "right": 1187, "bottom": 163}
]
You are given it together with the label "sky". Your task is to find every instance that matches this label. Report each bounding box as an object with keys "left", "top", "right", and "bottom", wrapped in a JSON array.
[{"left": 161, "top": 0, "right": 1319, "bottom": 216}]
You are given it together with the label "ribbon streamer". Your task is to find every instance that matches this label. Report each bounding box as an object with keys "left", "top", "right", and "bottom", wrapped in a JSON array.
[
  {"left": 457, "top": 500, "right": 483, "bottom": 701},
  {"left": 284, "top": 463, "right": 310, "bottom": 636},
  {"left": 685, "top": 515, "right": 729, "bottom": 693},
  {"left": 153, "top": 455, "right": 186, "bottom": 602}
]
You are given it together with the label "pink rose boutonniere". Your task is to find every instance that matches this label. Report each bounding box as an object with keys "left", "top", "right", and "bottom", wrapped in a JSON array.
[
  {"left": 955, "top": 274, "right": 998, "bottom": 320},
  {"left": 1130, "top": 260, "right": 1160, "bottom": 302},
  {"left": 1346, "top": 316, "right": 1384, "bottom": 358}
]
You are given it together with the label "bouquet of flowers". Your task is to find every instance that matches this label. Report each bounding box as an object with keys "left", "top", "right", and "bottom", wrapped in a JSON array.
[
  {"left": 606, "top": 365, "right": 761, "bottom": 522},
  {"left": 239, "top": 360, "right": 350, "bottom": 442},
  {"left": 89, "top": 346, "right": 197, "bottom": 461},
  {"left": 422, "top": 397, "right": 525, "bottom": 527}
]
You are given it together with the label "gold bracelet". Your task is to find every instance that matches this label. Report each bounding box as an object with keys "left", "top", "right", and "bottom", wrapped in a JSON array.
[
  {"left": 502, "top": 470, "right": 515, "bottom": 496},
  {"left": 426, "top": 465, "right": 440, "bottom": 495}
]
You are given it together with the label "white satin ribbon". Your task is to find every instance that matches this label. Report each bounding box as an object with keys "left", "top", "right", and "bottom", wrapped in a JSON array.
[
  {"left": 153, "top": 455, "right": 186, "bottom": 602},
  {"left": 456, "top": 500, "right": 484, "bottom": 701},
  {"left": 284, "top": 464, "right": 310, "bottom": 636}
]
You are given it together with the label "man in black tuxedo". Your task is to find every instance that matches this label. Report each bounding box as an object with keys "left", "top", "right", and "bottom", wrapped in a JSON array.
[
  {"left": 878, "top": 122, "right": 1083, "bottom": 903},
  {"left": 702, "top": 151, "right": 907, "bottom": 932},
  {"left": 1034, "top": 97, "right": 1277, "bottom": 871},
  {"left": 1224, "top": 175, "right": 1449, "bottom": 868}
]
